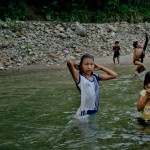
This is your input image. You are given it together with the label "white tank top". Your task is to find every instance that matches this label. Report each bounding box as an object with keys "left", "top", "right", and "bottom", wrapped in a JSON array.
[{"left": 75, "top": 74, "right": 99, "bottom": 117}]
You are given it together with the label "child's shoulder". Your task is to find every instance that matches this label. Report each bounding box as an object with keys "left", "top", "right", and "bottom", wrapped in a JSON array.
[
  {"left": 135, "top": 48, "right": 139, "bottom": 50},
  {"left": 92, "top": 74, "right": 99, "bottom": 82},
  {"left": 92, "top": 73, "right": 99, "bottom": 77},
  {"left": 140, "top": 90, "right": 146, "bottom": 96},
  {"left": 134, "top": 48, "right": 138, "bottom": 52}
]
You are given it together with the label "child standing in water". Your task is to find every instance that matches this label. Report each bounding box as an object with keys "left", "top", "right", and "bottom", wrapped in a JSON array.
[
  {"left": 133, "top": 33, "right": 149, "bottom": 75},
  {"left": 112, "top": 41, "right": 121, "bottom": 64},
  {"left": 137, "top": 71, "right": 150, "bottom": 121},
  {"left": 67, "top": 54, "right": 118, "bottom": 118}
]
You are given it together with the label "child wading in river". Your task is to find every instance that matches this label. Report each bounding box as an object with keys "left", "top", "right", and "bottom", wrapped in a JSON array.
[
  {"left": 133, "top": 33, "right": 149, "bottom": 75},
  {"left": 137, "top": 71, "right": 150, "bottom": 125},
  {"left": 67, "top": 54, "right": 118, "bottom": 118},
  {"left": 112, "top": 41, "right": 121, "bottom": 64}
]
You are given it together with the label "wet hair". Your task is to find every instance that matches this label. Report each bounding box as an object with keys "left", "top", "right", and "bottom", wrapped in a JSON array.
[
  {"left": 144, "top": 71, "right": 150, "bottom": 89},
  {"left": 133, "top": 41, "right": 138, "bottom": 48},
  {"left": 79, "top": 54, "right": 94, "bottom": 75},
  {"left": 115, "top": 41, "right": 119, "bottom": 44}
]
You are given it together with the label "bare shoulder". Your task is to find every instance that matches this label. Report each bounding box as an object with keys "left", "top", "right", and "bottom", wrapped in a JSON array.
[{"left": 134, "top": 48, "right": 138, "bottom": 52}]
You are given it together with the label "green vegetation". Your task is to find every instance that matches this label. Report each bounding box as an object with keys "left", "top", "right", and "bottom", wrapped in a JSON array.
[
  {"left": 0, "top": 0, "right": 28, "bottom": 21},
  {"left": 0, "top": 0, "right": 150, "bottom": 23}
]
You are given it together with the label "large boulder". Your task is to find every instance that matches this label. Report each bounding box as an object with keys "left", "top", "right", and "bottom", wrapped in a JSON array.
[{"left": 75, "top": 22, "right": 86, "bottom": 36}]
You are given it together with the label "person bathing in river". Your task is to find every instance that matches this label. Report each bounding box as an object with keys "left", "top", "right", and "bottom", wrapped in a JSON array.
[
  {"left": 137, "top": 71, "right": 150, "bottom": 124},
  {"left": 112, "top": 41, "right": 121, "bottom": 64},
  {"left": 67, "top": 54, "right": 118, "bottom": 118},
  {"left": 133, "top": 33, "right": 149, "bottom": 75}
]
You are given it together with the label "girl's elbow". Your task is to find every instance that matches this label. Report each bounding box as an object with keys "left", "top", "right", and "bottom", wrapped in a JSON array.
[
  {"left": 137, "top": 107, "right": 142, "bottom": 112},
  {"left": 67, "top": 60, "right": 73, "bottom": 66},
  {"left": 67, "top": 60, "right": 71, "bottom": 64},
  {"left": 137, "top": 105, "right": 142, "bottom": 112}
]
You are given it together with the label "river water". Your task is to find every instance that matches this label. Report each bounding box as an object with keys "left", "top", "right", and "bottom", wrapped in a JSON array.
[{"left": 0, "top": 64, "right": 150, "bottom": 150}]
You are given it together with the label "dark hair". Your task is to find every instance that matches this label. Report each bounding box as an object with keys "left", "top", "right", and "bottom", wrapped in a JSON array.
[
  {"left": 133, "top": 41, "right": 138, "bottom": 48},
  {"left": 115, "top": 41, "right": 119, "bottom": 44},
  {"left": 79, "top": 54, "right": 94, "bottom": 75},
  {"left": 144, "top": 71, "right": 150, "bottom": 89}
]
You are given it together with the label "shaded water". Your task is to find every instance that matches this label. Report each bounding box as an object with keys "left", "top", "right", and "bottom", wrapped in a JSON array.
[{"left": 0, "top": 64, "right": 150, "bottom": 150}]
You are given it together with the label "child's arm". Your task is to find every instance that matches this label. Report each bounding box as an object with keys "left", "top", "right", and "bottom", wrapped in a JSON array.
[
  {"left": 94, "top": 64, "right": 118, "bottom": 80},
  {"left": 119, "top": 47, "right": 121, "bottom": 54},
  {"left": 142, "top": 50, "right": 145, "bottom": 56},
  {"left": 112, "top": 47, "right": 114, "bottom": 53},
  {"left": 137, "top": 89, "right": 150, "bottom": 111},
  {"left": 67, "top": 60, "right": 79, "bottom": 83},
  {"left": 143, "top": 33, "right": 149, "bottom": 52}
]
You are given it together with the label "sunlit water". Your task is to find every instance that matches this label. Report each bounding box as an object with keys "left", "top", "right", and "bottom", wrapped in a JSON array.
[{"left": 0, "top": 64, "right": 150, "bottom": 150}]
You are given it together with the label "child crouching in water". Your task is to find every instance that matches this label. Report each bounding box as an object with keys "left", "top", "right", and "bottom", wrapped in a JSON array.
[
  {"left": 137, "top": 71, "right": 150, "bottom": 124},
  {"left": 133, "top": 34, "right": 149, "bottom": 75},
  {"left": 67, "top": 54, "right": 118, "bottom": 118}
]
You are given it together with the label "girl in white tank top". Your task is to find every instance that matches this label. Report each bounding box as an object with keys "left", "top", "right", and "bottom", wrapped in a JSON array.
[{"left": 67, "top": 54, "right": 118, "bottom": 118}]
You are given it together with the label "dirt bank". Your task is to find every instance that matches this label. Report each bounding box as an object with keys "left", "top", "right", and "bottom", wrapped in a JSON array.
[{"left": 2, "top": 54, "right": 149, "bottom": 72}]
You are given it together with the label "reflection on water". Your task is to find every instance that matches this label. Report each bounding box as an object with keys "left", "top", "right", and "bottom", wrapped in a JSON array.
[{"left": 0, "top": 64, "right": 150, "bottom": 150}]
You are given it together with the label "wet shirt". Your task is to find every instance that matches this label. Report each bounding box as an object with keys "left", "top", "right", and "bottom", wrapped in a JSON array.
[
  {"left": 140, "top": 90, "right": 150, "bottom": 120},
  {"left": 113, "top": 46, "right": 120, "bottom": 55},
  {"left": 76, "top": 74, "right": 99, "bottom": 117}
]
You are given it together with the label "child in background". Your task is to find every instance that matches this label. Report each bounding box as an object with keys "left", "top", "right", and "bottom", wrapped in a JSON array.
[
  {"left": 67, "top": 54, "right": 118, "bottom": 118},
  {"left": 133, "top": 34, "right": 149, "bottom": 75},
  {"left": 133, "top": 42, "right": 146, "bottom": 75},
  {"left": 112, "top": 41, "right": 121, "bottom": 64},
  {"left": 137, "top": 71, "right": 150, "bottom": 123}
]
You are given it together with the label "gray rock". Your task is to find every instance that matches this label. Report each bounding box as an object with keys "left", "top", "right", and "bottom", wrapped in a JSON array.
[
  {"left": 21, "top": 46, "right": 26, "bottom": 49},
  {"left": 0, "top": 66, "right": 4, "bottom": 70},
  {"left": 60, "top": 33, "right": 67, "bottom": 39},
  {"left": 0, "top": 21, "right": 149, "bottom": 70},
  {"left": 0, "top": 63, "right": 3, "bottom": 68},
  {"left": 75, "top": 23, "right": 86, "bottom": 36},
  {"left": 103, "top": 54, "right": 107, "bottom": 57},
  {"left": 107, "top": 25, "right": 117, "bottom": 32},
  {"left": 58, "top": 27, "right": 64, "bottom": 32},
  {"left": 120, "top": 22, "right": 128, "bottom": 28},
  {"left": 55, "top": 24, "right": 61, "bottom": 29},
  {"left": 66, "top": 28, "right": 73, "bottom": 33},
  {"left": 110, "top": 32, "right": 115, "bottom": 38}
]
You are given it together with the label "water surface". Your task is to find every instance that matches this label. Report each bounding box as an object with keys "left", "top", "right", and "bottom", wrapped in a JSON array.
[{"left": 0, "top": 64, "right": 150, "bottom": 150}]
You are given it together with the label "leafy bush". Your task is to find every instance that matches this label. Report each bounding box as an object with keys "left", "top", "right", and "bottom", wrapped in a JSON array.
[
  {"left": 0, "top": 0, "right": 28, "bottom": 21},
  {"left": 0, "top": 0, "right": 149, "bottom": 22}
]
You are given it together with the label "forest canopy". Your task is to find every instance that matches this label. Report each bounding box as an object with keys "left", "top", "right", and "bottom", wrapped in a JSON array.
[{"left": 0, "top": 0, "right": 150, "bottom": 23}]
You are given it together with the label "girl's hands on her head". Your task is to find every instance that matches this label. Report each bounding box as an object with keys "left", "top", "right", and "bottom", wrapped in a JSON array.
[
  {"left": 94, "top": 63, "right": 101, "bottom": 71},
  {"left": 74, "top": 63, "right": 80, "bottom": 70}
]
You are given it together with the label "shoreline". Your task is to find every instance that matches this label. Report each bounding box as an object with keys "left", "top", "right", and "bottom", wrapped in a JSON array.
[{"left": 1, "top": 54, "right": 150, "bottom": 72}]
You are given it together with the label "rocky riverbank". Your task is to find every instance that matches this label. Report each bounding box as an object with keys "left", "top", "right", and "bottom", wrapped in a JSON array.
[{"left": 0, "top": 21, "right": 150, "bottom": 70}]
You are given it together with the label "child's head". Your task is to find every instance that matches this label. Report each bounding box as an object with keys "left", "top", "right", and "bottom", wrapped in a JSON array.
[
  {"left": 133, "top": 41, "right": 141, "bottom": 48},
  {"left": 79, "top": 54, "right": 94, "bottom": 75},
  {"left": 144, "top": 71, "right": 150, "bottom": 89},
  {"left": 115, "top": 41, "right": 119, "bottom": 46}
]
